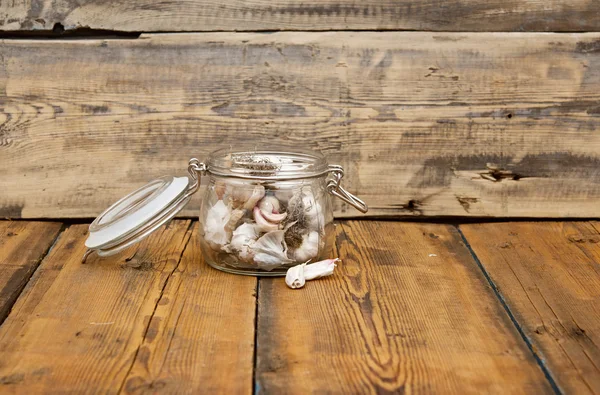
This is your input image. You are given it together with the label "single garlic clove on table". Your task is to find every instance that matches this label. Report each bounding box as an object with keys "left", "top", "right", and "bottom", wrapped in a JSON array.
[
  {"left": 285, "top": 258, "right": 340, "bottom": 289},
  {"left": 285, "top": 264, "right": 306, "bottom": 289}
]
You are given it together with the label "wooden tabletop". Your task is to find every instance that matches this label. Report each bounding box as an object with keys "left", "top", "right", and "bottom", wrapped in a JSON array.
[{"left": 0, "top": 220, "right": 598, "bottom": 394}]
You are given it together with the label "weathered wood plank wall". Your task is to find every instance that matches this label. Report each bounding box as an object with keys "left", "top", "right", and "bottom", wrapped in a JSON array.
[
  {"left": 1, "top": 0, "right": 599, "bottom": 32},
  {"left": 1, "top": 2, "right": 600, "bottom": 218}
]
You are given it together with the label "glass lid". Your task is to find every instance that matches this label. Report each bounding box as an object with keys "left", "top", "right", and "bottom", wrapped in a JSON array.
[{"left": 83, "top": 175, "right": 193, "bottom": 262}]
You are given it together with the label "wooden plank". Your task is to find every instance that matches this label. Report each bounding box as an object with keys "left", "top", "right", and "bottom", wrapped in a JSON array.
[
  {"left": 3, "top": 32, "right": 600, "bottom": 218},
  {"left": 460, "top": 222, "right": 600, "bottom": 394},
  {"left": 1, "top": 0, "right": 600, "bottom": 32},
  {"left": 121, "top": 226, "right": 256, "bottom": 394},
  {"left": 0, "top": 220, "right": 194, "bottom": 392},
  {"left": 0, "top": 221, "right": 62, "bottom": 324},
  {"left": 256, "top": 221, "right": 553, "bottom": 393}
]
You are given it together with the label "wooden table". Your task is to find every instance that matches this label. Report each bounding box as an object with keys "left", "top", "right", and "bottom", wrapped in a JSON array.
[{"left": 0, "top": 220, "right": 598, "bottom": 394}]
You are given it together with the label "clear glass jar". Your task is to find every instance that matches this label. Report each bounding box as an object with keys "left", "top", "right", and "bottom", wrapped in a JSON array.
[
  {"left": 198, "top": 148, "right": 351, "bottom": 276},
  {"left": 83, "top": 146, "right": 366, "bottom": 276}
]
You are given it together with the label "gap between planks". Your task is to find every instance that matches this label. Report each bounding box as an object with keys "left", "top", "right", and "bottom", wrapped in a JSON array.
[
  {"left": 457, "top": 227, "right": 562, "bottom": 395},
  {"left": 0, "top": 221, "right": 65, "bottom": 328},
  {"left": 116, "top": 220, "right": 195, "bottom": 393}
]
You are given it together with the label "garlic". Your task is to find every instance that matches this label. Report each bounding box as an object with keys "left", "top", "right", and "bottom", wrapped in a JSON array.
[
  {"left": 244, "top": 185, "right": 266, "bottom": 210},
  {"left": 257, "top": 195, "right": 287, "bottom": 223},
  {"left": 204, "top": 200, "right": 232, "bottom": 250},
  {"left": 285, "top": 258, "right": 340, "bottom": 289},
  {"left": 293, "top": 231, "right": 319, "bottom": 262},
  {"left": 229, "top": 223, "right": 259, "bottom": 262},
  {"left": 302, "top": 193, "right": 324, "bottom": 231},
  {"left": 259, "top": 196, "right": 281, "bottom": 214},
  {"left": 304, "top": 258, "right": 339, "bottom": 280},
  {"left": 285, "top": 264, "right": 306, "bottom": 289},
  {"left": 287, "top": 188, "right": 324, "bottom": 232},
  {"left": 253, "top": 207, "right": 280, "bottom": 233},
  {"left": 225, "top": 209, "right": 246, "bottom": 233},
  {"left": 214, "top": 180, "right": 227, "bottom": 200},
  {"left": 252, "top": 230, "right": 293, "bottom": 269},
  {"left": 274, "top": 189, "right": 295, "bottom": 202},
  {"left": 230, "top": 184, "right": 265, "bottom": 210}
]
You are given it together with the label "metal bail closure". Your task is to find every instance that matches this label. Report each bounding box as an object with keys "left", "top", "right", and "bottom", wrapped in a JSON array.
[
  {"left": 82, "top": 159, "right": 206, "bottom": 263},
  {"left": 326, "top": 165, "right": 369, "bottom": 213}
]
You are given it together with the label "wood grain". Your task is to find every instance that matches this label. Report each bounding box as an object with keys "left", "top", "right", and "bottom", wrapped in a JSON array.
[
  {"left": 1, "top": 0, "right": 599, "bottom": 32},
  {"left": 256, "top": 221, "right": 552, "bottom": 393},
  {"left": 460, "top": 222, "right": 600, "bottom": 395},
  {"left": 0, "top": 220, "right": 193, "bottom": 392},
  {"left": 121, "top": 226, "right": 256, "bottom": 394},
  {"left": 3, "top": 32, "right": 600, "bottom": 218},
  {"left": 0, "top": 221, "right": 62, "bottom": 324}
]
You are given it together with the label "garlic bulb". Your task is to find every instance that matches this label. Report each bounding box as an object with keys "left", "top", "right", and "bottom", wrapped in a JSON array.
[
  {"left": 285, "top": 258, "right": 339, "bottom": 289},
  {"left": 204, "top": 200, "right": 232, "bottom": 250},
  {"left": 287, "top": 188, "right": 324, "bottom": 232},
  {"left": 229, "top": 223, "right": 259, "bottom": 262},
  {"left": 293, "top": 231, "right": 319, "bottom": 262}
]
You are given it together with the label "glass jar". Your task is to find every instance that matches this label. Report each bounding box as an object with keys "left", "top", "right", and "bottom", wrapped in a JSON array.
[{"left": 83, "top": 147, "right": 367, "bottom": 276}]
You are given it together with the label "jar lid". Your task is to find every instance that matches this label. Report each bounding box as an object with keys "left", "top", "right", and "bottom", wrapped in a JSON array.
[
  {"left": 83, "top": 175, "right": 194, "bottom": 261},
  {"left": 206, "top": 146, "right": 329, "bottom": 180}
]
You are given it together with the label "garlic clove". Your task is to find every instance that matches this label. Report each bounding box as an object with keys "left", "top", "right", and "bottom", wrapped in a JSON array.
[
  {"left": 285, "top": 264, "right": 306, "bottom": 289},
  {"left": 285, "top": 259, "right": 339, "bottom": 289},
  {"left": 258, "top": 196, "right": 281, "bottom": 214},
  {"left": 262, "top": 211, "right": 288, "bottom": 223},
  {"left": 253, "top": 207, "right": 280, "bottom": 232},
  {"left": 304, "top": 258, "right": 339, "bottom": 280},
  {"left": 215, "top": 180, "right": 227, "bottom": 200},
  {"left": 243, "top": 185, "right": 266, "bottom": 210},
  {"left": 225, "top": 209, "right": 246, "bottom": 233}
]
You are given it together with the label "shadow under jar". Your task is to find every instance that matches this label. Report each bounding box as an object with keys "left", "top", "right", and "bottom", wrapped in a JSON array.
[{"left": 83, "top": 147, "right": 367, "bottom": 276}]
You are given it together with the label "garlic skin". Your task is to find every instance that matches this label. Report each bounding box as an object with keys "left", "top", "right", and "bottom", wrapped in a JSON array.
[
  {"left": 285, "top": 264, "right": 306, "bottom": 289},
  {"left": 252, "top": 230, "right": 293, "bottom": 270},
  {"left": 285, "top": 258, "right": 339, "bottom": 289},
  {"left": 293, "top": 231, "right": 319, "bottom": 262},
  {"left": 204, "top": 200, "right": 232, "bottom": 250},
  {"left": 214, "top": 180, "right": 227, "bottom": 200}
]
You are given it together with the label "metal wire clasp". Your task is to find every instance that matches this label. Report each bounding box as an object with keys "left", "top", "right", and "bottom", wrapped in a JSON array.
[
  {"left": 326, "top": 165, "right": 368, "bottom": 213},
  {"left": 184, "top": 158, "right": 207, "bottom": 198}
]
